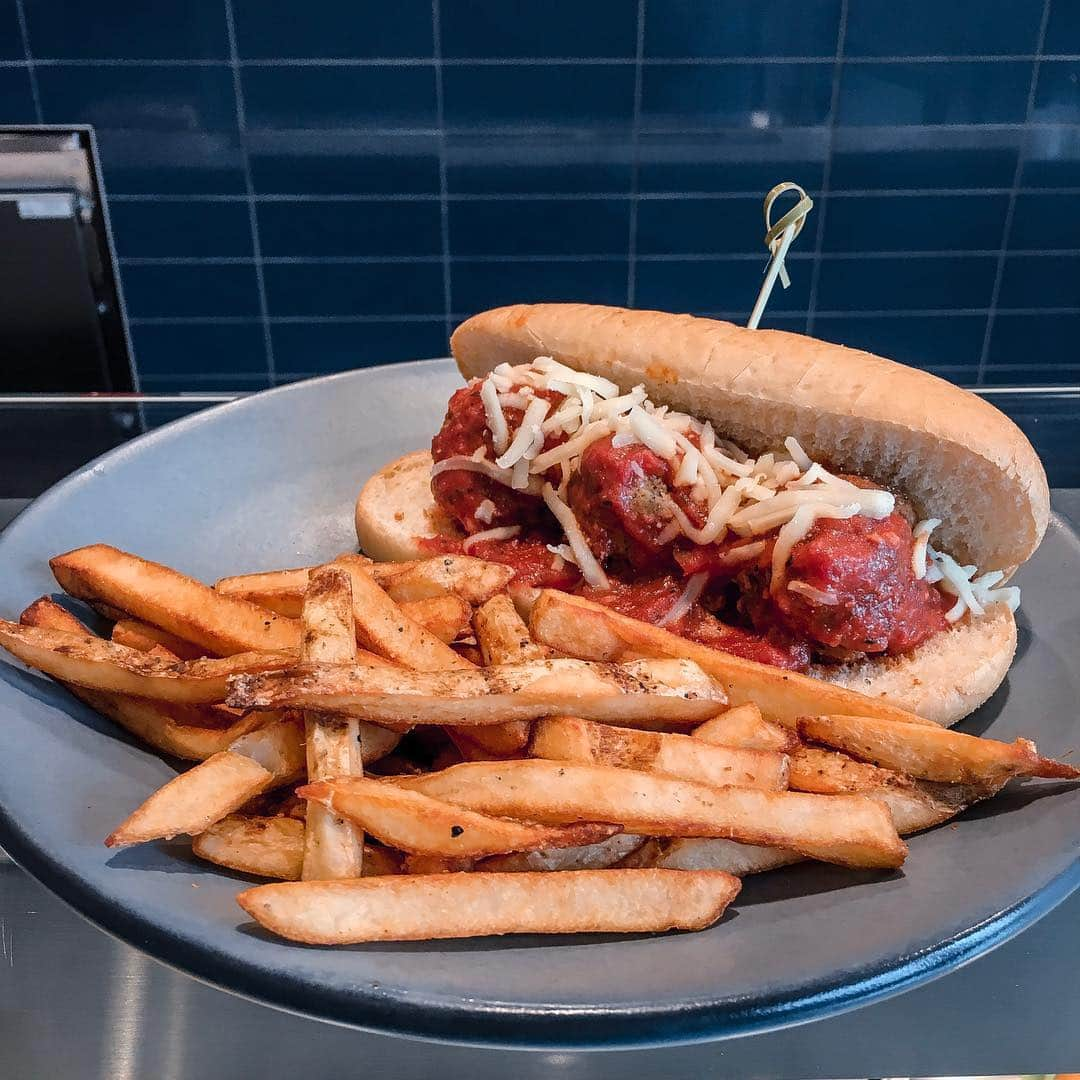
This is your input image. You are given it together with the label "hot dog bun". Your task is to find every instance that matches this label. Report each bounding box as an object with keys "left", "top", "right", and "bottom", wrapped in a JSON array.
[
  {"left": 451, "top": 303, "right": 1049, "bottom": 573},
  {"left": 354, "top": 449, "right": 1018, "bottom": 727}
]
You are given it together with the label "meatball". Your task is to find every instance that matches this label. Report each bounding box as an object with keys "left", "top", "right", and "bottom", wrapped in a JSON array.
[
  {"left": 430, "top": 382, "right": 563, "bottom": 534},
  {"left": 738, "top": 511, "right": 949, "bottom": 657},
  {"left": 566, "top": 436, "right": 685, "bottom": 571}
]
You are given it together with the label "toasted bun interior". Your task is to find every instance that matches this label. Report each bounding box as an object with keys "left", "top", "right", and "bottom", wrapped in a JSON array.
[
  {"left": 354, "top": 451, "right": 1017, "bottom": 726},
  {"left": 451, "top": 304, "right": 1049, "bottom": 572}
]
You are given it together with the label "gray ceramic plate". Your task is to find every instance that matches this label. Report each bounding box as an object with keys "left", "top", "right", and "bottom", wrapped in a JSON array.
[{"left": 0, "top": 360, "right": 1077, "bottom": 1049}]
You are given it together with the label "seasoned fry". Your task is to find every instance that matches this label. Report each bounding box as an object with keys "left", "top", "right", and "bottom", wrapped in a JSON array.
[
  {"left": 693, "top": 704, "right": 796, "bottom": 753},
  {"left": 236, "top": 868, "right": 741, "bottom": 943},
  {"left": 639, "top": 838, "right": 802, "bottom": 876},
  {"left": 401, "top": 594, "right": 473, "bottom": 645},
  {"left": 798, "top": 714, "right": 1080, "bottom": 785},
  {"left": 300, "top": 777, "right": 622, "bottom": 858},
  {"left": 111, "top": 618, "right": 208, "bottom": 660},
  {"left": 787, "top": 744, "right": 908, "bottom": 795},
  {"left": 529, "top": 589, "right": 933, "bottom": 728},
  {"left": 530, "top": 716, "right": 789, "bottom": 791},
  {"left": 299, "top": 565, "right": 366, "bottom": 881},
  {"left": 468, "top": 594, "right": 551, "bottom": 756},
  {"left": 194, "top": 814, "right": 305, "bottom": 879},
  {"left": 335, "top": 560, "right": 472, "bottom": 671},
  {"left": 0, "top": 617, "right": 289, "bottom": 704},
  {"left": 473, "top": 594, "right": 550, "bottom": 666},
  {"left": 191, "top": 815, "right": 400, "bottom": 880},
  {"left": 51, "top": 544, "right": 301, "bottom": 655},
  {"left": 477, "top": 832, "right": 646, "bottom": 873},
  {"left": 228, "top": 657, "right": 727, "bottom": 728},
  {"left": 370, "top": 555, "right": 515, "bottom": 605},
  {"left": 106, "top": 718, "right": 306, "bottom": 847},
  {"left": 215, "top": 555, "right": 512, "bottom": 611},
  {"left": 397, "top": 760, "right": 907, "bottom": 869},
  {"left": 106, "top": 752, "right": 275, "bottom": 847}
]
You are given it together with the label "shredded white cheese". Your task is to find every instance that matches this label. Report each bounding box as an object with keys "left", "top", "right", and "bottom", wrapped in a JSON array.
[
  {"left": 463, "top": 526, "right": 521, "bottom": 552},
  {"left": 658, "top": 573, "right": 708, "bottom": 627},
  {"left": 541, "top": 482, "right": 609, "bottom": 589},
  {"left": 474, "top": 499, "right": 496, "bottom": 525},
  {"left": 435, "top": 359, "right": 1018, "bottom": 618}
]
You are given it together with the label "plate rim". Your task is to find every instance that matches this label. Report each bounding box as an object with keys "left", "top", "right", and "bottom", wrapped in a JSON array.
[{"left": 1, "top": 362, "right": 1078, "bottom": 1049}]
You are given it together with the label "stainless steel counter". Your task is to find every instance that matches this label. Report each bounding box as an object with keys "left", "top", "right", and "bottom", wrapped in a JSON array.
[{"left": 2, "top": 492, "right": 1078, "bottom": 1079}]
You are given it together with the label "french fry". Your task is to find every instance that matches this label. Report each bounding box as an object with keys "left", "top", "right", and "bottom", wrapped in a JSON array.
[
  {"left": 693, "top": 704, "right": 796, "bottom": 753},
  {"left": 228, "top": 657, "right": 728, "bottom": 728},
  {"left": 529, "top": 589, "right": 933, "bottom": 728},
  {"left": 401, "top": 594, "right": 473, "bottom": 645},
  {"left": 477, "top": 832, "right": 646, "bottom": 873},
  {"left": 0, "top": 617, "right": 289, "bottom": 704},
  {"left": 300, "top": 776, "right": 622, "bottom": 858},
  {"left": 51, "top": 544, "right": 301, "bottom": 655},
  {"left": 396, "top": 760, "right": 907, "bottom": 869},
  {"left": 191, "top": 815, "right": 400, "bottom": 880},
  {"left": 194, "top": 814, "right": 305, "bottom": 879},
  {"left": 334, "top": 560, "right": 472, "bottom": 671},
  {"left": 105, "top": 718, "right": 306, "bottom": 847},
  {"left": 111, "top": 618, "right": 208, "bottom": 660},
  {"left": 215, "top": 555, "right": 513, "bottom": 611},
  {"left": 652, "top": 745, "right": 1011, "bottom": 877},
  {"left": 797, "top": 714, "right": 1080, "bottom": 785},
  {"left": 530, "top": 716, "right": 789, "bottom": 791},
  {"left": 106, "top": 752, "right": 276, "bottom": 847},
  {"left": 370, "top": 556, "right": 515, "bottom": 606},
  {"left": 299, "top": 565, "right": 365, "bottom": 881},
  {"left": 236, "top": 868, "right": 741, "bottom": 943},
  {"left": 467, "top": 594, "right": 551, "bottom": 756}
]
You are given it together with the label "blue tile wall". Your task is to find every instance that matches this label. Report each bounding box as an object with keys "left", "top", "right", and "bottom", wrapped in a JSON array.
[{"left": 2, "top": 0, "right": 1077, "bottom": 390}]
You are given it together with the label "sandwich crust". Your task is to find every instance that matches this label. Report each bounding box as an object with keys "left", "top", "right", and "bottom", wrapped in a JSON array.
[{"left": 451, "top": 303, "right": 1049, "bottom": 572}]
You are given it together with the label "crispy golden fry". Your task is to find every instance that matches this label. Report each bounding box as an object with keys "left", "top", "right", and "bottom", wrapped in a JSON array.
[
  {"left": 477, "top": 833, "right": 646, "bottom": 873},
  {"left": 228, "top": 656, "right": 727, "bottom": 728},
  {"left": 529, "top": 589, "right": 933, "bottom": 728},
  {"left": 396, "top": 760, "right": 906, "bottom": 869},
  {"left": 335, "top": 560, "right": 472, "bottom": 671},
  {"left": 194, "top": 814, "right": 305, "bottom": 879},
  {"left": 652, "top": 745, "right": 1009, "bottom": 877},
  {"left": 192, "top": 815, "right": 400, "bottom": 880},
  {"left": 236, "top": 868, "right": 741, "bottom": 943},
  {"left": 798, "top": 714, "right": 1080, "bottom": 785},
  {"left": 300, "top": 566, "right": 366, "bottom": 881},
  {"left": 106, "top": 718, "right": 306, "bottom": 847},
  {"left": 473, "top": 594, "right": 549, "bottom": 665},
  {"left": 402, "top": 594, "right": 473, "bottom": 645},
  {"left": 530, "top": 716, "right": 789, "bottom": 791},
  {"left": 469, "top": 594, "right": 551, "bottom": 756},
  {"left": 693, "top": 704, "right": 796, "bottom": 753},
  {"left": 107, "top": 752, "right": 275, "bottom": 848},
  {"left": 370, "top": 556, "right": 515, "bottom": 605},
  {"left": 0, "top": 617, "right": 290, "bottom": 704},
  {"left": 215, "top": 555, "right": 512, "bottom": 610},
  {"left": 110, "top": 618, "right": 208, "bottom": 660},
  {"left": 51, "top": 544, "right": 301, "bottom": 655},
  {"left": 300, "top": 776, "right": 622, "bottom": 858}
]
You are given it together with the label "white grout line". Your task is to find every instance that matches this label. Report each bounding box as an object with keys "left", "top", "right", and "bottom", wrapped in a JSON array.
[
  {"left": 432, "top": 0, "right": 453, "bottom": 341},
  {"left": 625, "top": 0, "right": 646, "bottom": 308},
  {"left": 223, "top": 0, "right": 276, "bottom": 385},
  {"left": 12, "top": 0, "right": 42, "bottom": 123},
  {"left": 977, "top": 0, "right": 1054, "bottom": 385},
  {"left": 805, "top": 0, "right": 847, "bottom": 335}
]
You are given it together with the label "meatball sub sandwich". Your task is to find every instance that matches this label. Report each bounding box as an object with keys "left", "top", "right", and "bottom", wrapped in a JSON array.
[{"left": 355, "top": 304, "right": 1048, "bottom": 726}]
